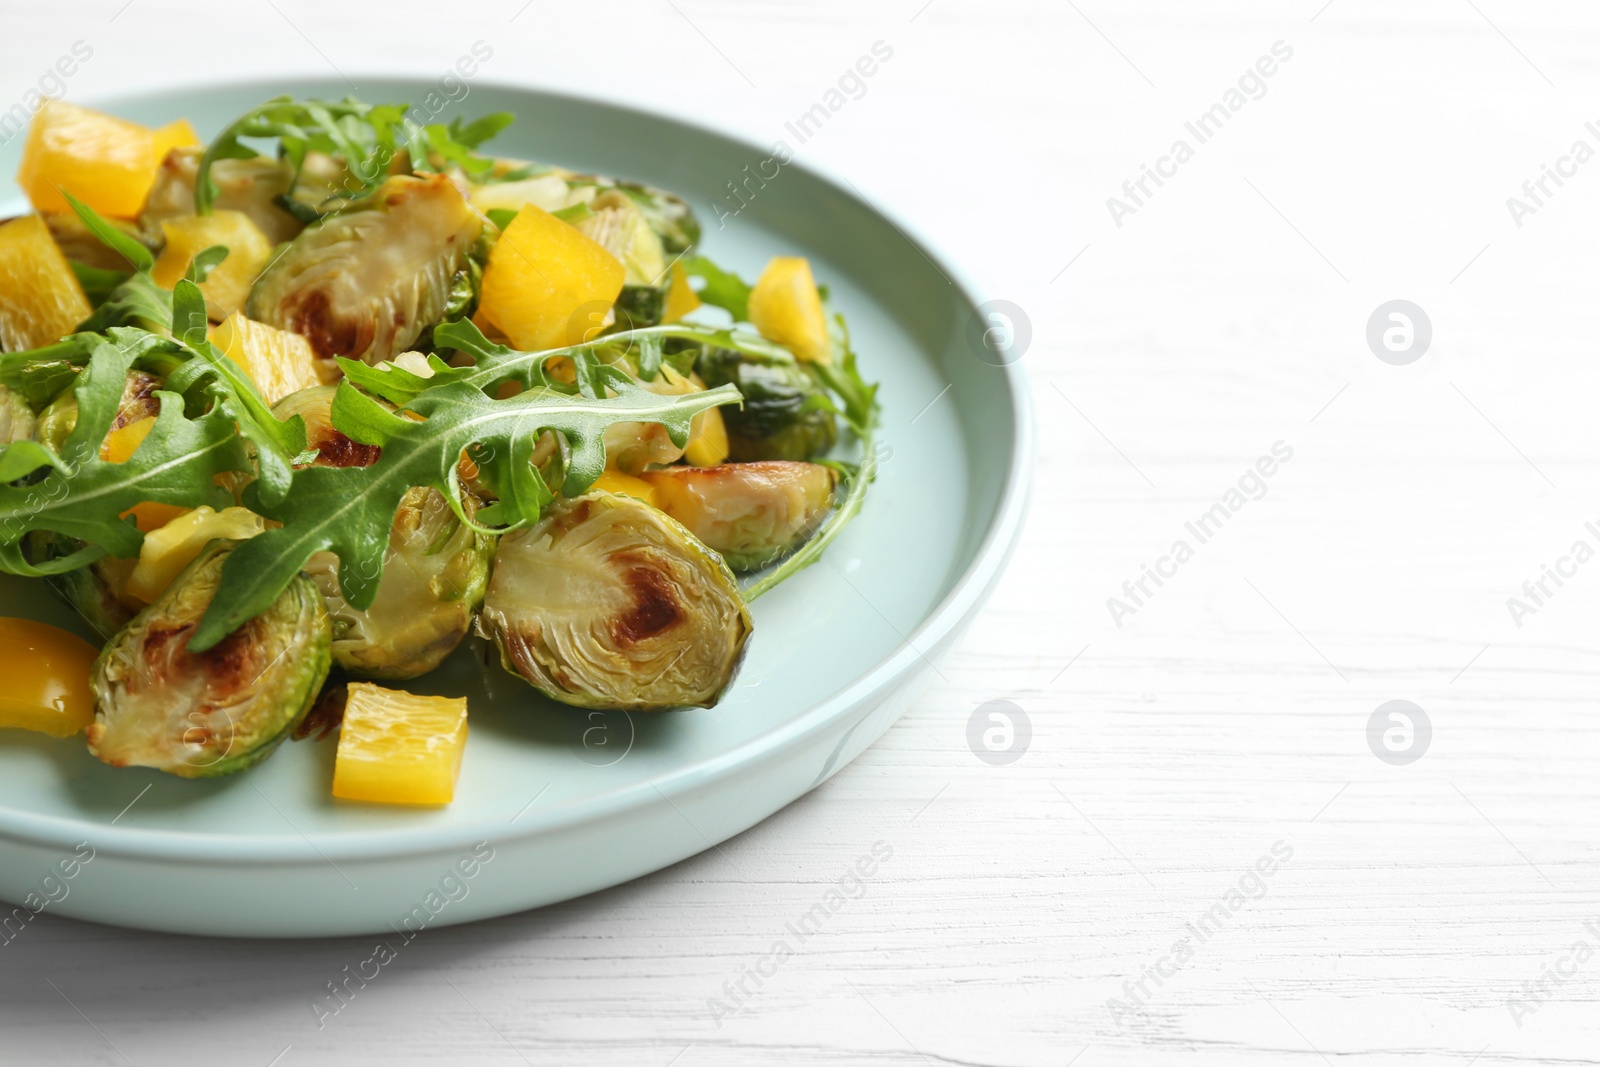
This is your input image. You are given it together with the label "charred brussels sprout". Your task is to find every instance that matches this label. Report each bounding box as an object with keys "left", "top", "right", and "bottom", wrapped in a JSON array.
[
  {"left": 640, "top": 462, "right": 837, "bottom": 571},
  {"left": 87, "top": 541, "right": 331, "bottom": 778},
  {"left": 479, "top": 492, "right": 751, "bottom": 710},
  {"left": 0, "top": 384, "right": 36, "bottom": 445},
  {"left": 139, "top": 146, "right": 305, "bottom": 247},
  {"left": 695, "top": 347, "right": 836, "bottom": 462},
  {"left": 247, "top": 174, "right": 482, "bottom": 366},
  {"left": 608, "top": 181, "right": 701, "bottom": 255},
  {"left": 304, "top": 487, "right": 492, "bottom": 679},
  {"left": 611, "top": 285, "right": 665, "bottom": 331},
  {"left": 27, "top": 530, "right": 140, "bottom": 638},
  {"left": 272, "top": 384, "right": 382, "bottom": 468}
]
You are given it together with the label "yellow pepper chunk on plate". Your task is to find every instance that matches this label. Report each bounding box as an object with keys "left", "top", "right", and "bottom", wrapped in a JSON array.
[
  {"left": 590, "top": 469, "right": 658, "bottom": 507},
  {"left": 748, "top": 255, "right": 830, "bottom": 363},
  {"left": 210, "top": 311, "right": 326, "bottom": 403},
  {"left": 332, "top": 683, "right": 469, "bottom": 806},
  {"left": 18, "top": 99, "right": 197, "bottom": 217},
  {"left": 0, "top": 214, "right": 93, "bottom": 352},
  {"left": 476, "top": 205, "right": 625, "bottom": 352},
  {"left": 151, "top": 210, "right": 274, "bottom": 321},
  {"left": 0, "top": 618, "right": 99, "bottom": 738}
]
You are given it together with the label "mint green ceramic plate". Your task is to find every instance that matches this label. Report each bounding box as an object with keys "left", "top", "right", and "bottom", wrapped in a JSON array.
[{"left": 0, "top": 79, "right": 1031, "bottom": 937}]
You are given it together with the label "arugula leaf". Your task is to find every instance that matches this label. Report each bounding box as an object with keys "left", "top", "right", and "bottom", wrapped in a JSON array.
[
  {"left": 70, "top": 261, "right": 131, "bottom": 306},
  {"left": 164, "top": 280, "right": 306, "bottom": 504},
  {"left": 184, "top": 245, "right": 230, "bottom": 285},
  {"left": 448, "top": 113, "right": 515, "bottom": 149},
  {"left": 680, "top": 255, "right": 752, "bottom": 321},
  {"left": 808, "top": 313, "right": 878, "bottom": 436},
  {"left": 198, "top": 95, "right": 515, "bottom": 216},
  {"left": 341, "top": 319, "right": 794, "bottom": 408},
  {"left": 74, "top": 273, "right": 173, "bottom": 334},
  {"left": 191, "top": 377, "right": 742, "bottom": 649},
  {"left": 0, "top": 338, "right": 249, "bottom": 576},
  {"left": 62, "top": 192, "right": 154, "bottom": 274}
]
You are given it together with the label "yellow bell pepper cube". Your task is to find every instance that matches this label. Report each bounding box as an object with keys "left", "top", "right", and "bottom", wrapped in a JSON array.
[
  {"left": 332, "top": 683, "right": 470, "bottom": 806},
  {"left": 748, "top": 255, "right": 831, "bottom": 363},
  {"left": 18, "top": 100, "right": 198, "bottom": 218},
  {"left": 124, "top": 506, "right": 267, "bottom": 604},
  {"left": 209, "top": 311, "right": 325, "bottom": 403},
  {"left": 477, "top": 205, "right": 625, "bottom": 352},
  {"left": 0, "top": 215, "right": 93, "bottom": 352},
  {"left": 151, "top": 210, "right": 274, "bottom": 321},
  {"left": 0, "top": 618, "right": 99, "bottom": 738},
  {"left": 590, "top": 469, "right": 658, "bottom": 506},
  {"left": 662, "top": 261, "right": 701, "bottom": 324}
]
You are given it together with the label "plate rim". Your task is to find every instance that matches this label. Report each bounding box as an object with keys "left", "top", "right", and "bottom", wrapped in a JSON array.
[{"left": 0, "top": 74, "right": 1036, "bottom": 863}]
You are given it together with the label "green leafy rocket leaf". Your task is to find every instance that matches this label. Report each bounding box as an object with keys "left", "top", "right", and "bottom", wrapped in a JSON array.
[
  {"left": 61, "top": 191, "right": 153, "bottom": 274},
  {"left": 680, "top": 255, "right": 751, "bottom": 321},
  {"left": 164, "top": 280, "right": 306, "bottom": 504},
  {"left": 0, "top": 338, "right": 249, "bottom": 576},
  {"left": 190, "top": 377, "right": 742, "bottom": 650}
]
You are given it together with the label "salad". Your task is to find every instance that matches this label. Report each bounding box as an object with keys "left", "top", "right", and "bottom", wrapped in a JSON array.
[{"left": 0, "top": 94, "right": 878, "bottom": 805}]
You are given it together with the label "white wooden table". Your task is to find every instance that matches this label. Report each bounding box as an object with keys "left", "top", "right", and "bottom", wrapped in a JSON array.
[{"left": 6, "top": 0, "right": 1600, "bottom": 1063}]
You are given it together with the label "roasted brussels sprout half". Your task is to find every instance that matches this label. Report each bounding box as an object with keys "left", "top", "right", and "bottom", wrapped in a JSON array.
[
  {"left": 247, "top": 174, "right": 481, "bottom": 366},
  {"left": 0, "top": 384, "right": 36, "bottom": 445},
  {"left": 272, "top": 384, "right": 382, "bottom": 468},
  {"left": 695, "top": 347, "right": 837, "bottom": 462},
  {"left": 611, "top": 285, "right": 665, "bottom": 331},
  {"left": 479, "top": 492, "right": 751, "bottom": 710},
  {"left": 304, "top": 487, "right": 492, "bottom": 679},
  {"left": 87, "top": 541, "right": 331, "bottom": 777},
  {"left": 641, "top": 462, "right": 837, "bottom": 571},
  {"left": 575, "top": 195, "right": 667, "bottom": 287},
  {"left": 138, "top": 146, "right": 305, "bottom": 246},
  {"left": 601, "top": 180, "right": 701, "bottom": 255},
  {"left": 26, "top": 529, "right": 141, "bottom": 638}
]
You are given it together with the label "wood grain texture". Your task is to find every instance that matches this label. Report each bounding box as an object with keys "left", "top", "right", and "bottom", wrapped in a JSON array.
[{"left": 5, "top": 0, "right": 1600, "bottom": 1063}]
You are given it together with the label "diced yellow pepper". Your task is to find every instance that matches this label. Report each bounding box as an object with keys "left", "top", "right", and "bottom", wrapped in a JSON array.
[
  {"left": 590, "top": 469, "right": 658, "bottom": 506},
  {"left": 662, "top": 261, "right": 701, "bottom": 324},
  {"left": 151, "top": 210, "right": 274, "bottom": 321},
  {"left": 477, "top": 205, "right": 625, "bottom": 351},
  {"left": 0, "top": 215, "right": 93, "bottom": 352},
  {"left": 748, "top": 255, "right": 830, "bottom": 363},
  {"left": 100, "top": 414, "right": 155, "bottom": 464},
  {"left": 18, "top": 100, "right": 199, "bottom": 218},
  {"left": 123, "top": 506, "right": 266, "bottom": 603},
  {"left": 683, "top": 371, "right": 729, "bottom": 467},
  {"left": 209, "top": 311, "right": 324, "bottom": 403},
  {"left": 0, "top": 618, "right": 99, "bottom": 738},
  {"left": 332, "top": 683, "right": 469, "bottom": 806}
]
